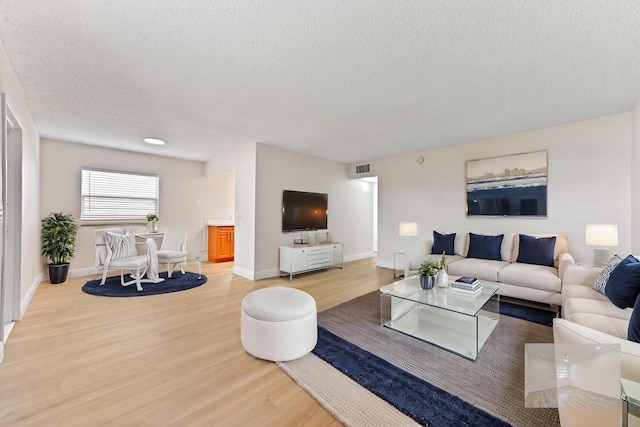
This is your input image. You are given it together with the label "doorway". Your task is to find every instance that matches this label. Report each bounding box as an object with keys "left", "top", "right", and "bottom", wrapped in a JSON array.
[{"left": 1, "top": 93, "right": 23, "bottom": 344}]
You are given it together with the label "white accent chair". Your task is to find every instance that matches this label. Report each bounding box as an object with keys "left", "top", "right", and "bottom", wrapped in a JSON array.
[
  {"left": 94, "top": 228, "right": 150, "bottom": 291},
  {"left": 156, "top": 226, "right": 188, "bottom": 278}
]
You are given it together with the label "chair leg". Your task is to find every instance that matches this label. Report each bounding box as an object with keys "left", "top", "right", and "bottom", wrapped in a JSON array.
[
  {"left": 100, "top": 267, "right": 110, "bottom": 285},
  {"left": 167, "top": 263, "right": 173, "bottom": 278}
]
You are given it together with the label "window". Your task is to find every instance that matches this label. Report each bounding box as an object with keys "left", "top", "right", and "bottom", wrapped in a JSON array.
[{"left": 81, "top": 168, "right": 159, "bottom": 223}]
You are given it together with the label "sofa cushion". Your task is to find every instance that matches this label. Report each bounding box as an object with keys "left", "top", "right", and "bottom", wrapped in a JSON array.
[
  {"left": 568, "top": 312, "right": 630, "bottom": 340},
  {"left": 500, "top": 233, "right": 515, "bottom": 262},
  {"left": 432, "top": 231, "right": 455, "bottom": 255},
  {"left": 454, "top": 233, "right": 468, "bottom": 256},
  {"left": 563, "top": 297, "right": 633, "bottom": 322},
  {"left": 629, "top": 293, "right": 640, "bottom": 343},
  {"left": 497, "top": 262, "right": 561, "bottom": 293},
  {"left": 562, "top": 284, "right": 611, "bottom": 307},
  {"left": 593, "top": 255, "right": 622, "bottom": 294},
  {"left": 515, "top": 234, "right": 555, "bottom": 267},
  {"left": 605, "top": 254, "right": 640, "bottom": 309},
  {"left": 447, "top": 258, "right": 509, "bottom": 282},
  {"left": 467, "top": 233, "right": 503, "bottom": 261},
  {"left": 409, "top": 254, "right": 464, "bottom": 271}
]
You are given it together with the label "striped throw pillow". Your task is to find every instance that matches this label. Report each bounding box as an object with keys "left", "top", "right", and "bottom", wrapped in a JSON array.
[
  {"left": 593, "top": 255, "right": 622, "bottom": 294},
  {"left": 105, "top": 231, "right": 137, "bottom": 260}
]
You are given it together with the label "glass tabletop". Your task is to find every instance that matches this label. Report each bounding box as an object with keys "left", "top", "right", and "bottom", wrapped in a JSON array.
[{"left": 380, "top": 275, "right": 499, "bottom": 316}]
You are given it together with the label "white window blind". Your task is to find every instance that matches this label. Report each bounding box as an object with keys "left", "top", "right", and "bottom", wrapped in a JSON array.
[{"left": 81, "top": 168, "right": 159, "bottom": 222}]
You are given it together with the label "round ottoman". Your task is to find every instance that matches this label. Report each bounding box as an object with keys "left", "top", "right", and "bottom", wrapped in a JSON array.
[{"left": 241, "top": 287, "right": 317, "bottom": 362}]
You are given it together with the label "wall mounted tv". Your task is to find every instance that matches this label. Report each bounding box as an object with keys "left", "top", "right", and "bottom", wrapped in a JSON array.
[{"left": 282, "top": 190, "right": 328, "bottom": 232}]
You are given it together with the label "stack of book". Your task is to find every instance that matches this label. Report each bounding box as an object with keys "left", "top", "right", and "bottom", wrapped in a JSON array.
[{"left": 450, "top": 277, "right": 483, "bottom": 296}]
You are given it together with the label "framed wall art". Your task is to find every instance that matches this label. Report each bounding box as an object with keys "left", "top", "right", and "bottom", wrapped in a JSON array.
[{"left": 466, "top": 150, "right": 548, "bottom": 217}]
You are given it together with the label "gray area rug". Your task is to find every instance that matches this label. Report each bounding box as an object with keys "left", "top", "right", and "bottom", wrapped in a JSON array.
[{"left": 282, "top": 291, "right": 560, "bottom": 427}]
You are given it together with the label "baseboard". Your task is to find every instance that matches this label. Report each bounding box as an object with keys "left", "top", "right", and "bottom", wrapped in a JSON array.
[
  {"left": 69, "top": 266, "right": 98, "bottom": 279},
  {"left": 253, "top": 268, "right": 280, "bottom": 280},
  {"left": 344, "top": 252, "right": 375, "bottom": 263},
  {"left": 232, "top": 265, "right": 255, "bottom": 280},
  {"left": 376, "top": 258, "right": 393, "bottom": 270},
  {"left": 20, "top": 272, "right": 43, "bottom": 320}
]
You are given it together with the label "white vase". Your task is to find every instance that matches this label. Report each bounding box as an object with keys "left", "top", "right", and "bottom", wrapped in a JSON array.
[{"left": 436, "top": 269, "right": 449, "bottom": 287}]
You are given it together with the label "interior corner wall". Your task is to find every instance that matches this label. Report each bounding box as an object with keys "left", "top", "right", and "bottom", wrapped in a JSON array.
[
  {"left": 253, "top": 143, "right": 374, "bottom": 279},
  {"left": 205, "top": 143, "right": 257, "bottom": 279},
  {"left": 40, "top": 139, "right": 210, "bottom": 272},
  {"left": 0, "top": 41, "right": 41, "bottom": 303},
  {"left": 631, "top": 98, "right": 640, "bottom": 254},
  {"left": 372, "top": 113, "right": 632, "bottom": 268}
]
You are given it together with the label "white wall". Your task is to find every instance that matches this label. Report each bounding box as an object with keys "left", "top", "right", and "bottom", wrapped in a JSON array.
[
  {"left": 0, "top": 42, "right": 41, "bottom": 305},
  {"left": 372, "top": 113, "right": 632, "bottom": 268},
  {"left": 253, "top": 144, "right": 374, "bottom": 278},
  {"left": 632, "top": 99, "right": 640, "bottom": 254},
  {"left": 40, "top": 139, "right": 218, "bottom": 273},
  {"left": 205, "top": 142, "right": 375, "bottom": 280}
]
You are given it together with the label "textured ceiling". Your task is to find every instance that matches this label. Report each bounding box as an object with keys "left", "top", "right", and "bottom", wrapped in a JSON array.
[{"left": 0, "top": 1, "right": 639, "bottom": 164}]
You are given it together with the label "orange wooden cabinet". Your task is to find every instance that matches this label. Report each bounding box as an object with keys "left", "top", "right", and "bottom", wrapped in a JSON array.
[{"left": 208, "top": 226, "right": 234, "bottom": 262}]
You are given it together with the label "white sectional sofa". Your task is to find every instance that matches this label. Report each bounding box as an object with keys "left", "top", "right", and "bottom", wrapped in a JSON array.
[
  {"left": 408, "top": 231, "right": 574, "bottom": 306},
  {"left": 553, "top": 264, "right": 640, "bottom": 383}
]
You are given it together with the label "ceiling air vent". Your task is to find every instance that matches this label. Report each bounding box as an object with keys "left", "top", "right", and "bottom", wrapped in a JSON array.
[{"left": 355, "top": 163, "right": 371, "bottom": 174}]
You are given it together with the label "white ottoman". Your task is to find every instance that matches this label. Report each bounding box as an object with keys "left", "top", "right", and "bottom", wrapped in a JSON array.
[{"left": 241, "top": 287, "right": 317, "bottom": 362}]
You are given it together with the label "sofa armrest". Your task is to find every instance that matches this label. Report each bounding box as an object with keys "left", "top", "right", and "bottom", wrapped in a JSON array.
[
  {"left": 563, "top": 264, "right": 601, "bottom": 287},
  {"left": 557, "top": 252, "right": 575, "bottom": 283},
  {"left": 553, "top": 318, "right": 640, "bottom": 382}
]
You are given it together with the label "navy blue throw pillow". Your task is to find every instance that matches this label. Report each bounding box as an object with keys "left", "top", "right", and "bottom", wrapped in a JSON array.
[
  {"left": 467, "top": 233, "right": 504, "bottom": 261},
  {"left": 629, "top": 293, "right": 640, "bottom": 343},
  {"left": 605, "top": 254, "right": 640, "bottom": 309},
  {"left": 516, "top": 234, "right": 556, "bottom": 267},
  {"left": 627, "top": 295, "right": 640, "bottom": 342},
  {"left": 432, "top": 231, "right": 456, "bottom": 255}
]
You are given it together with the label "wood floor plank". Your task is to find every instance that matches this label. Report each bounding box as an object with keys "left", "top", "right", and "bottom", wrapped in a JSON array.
[{"left": 0, "top": 257, "right": 391, "bottom": 426}]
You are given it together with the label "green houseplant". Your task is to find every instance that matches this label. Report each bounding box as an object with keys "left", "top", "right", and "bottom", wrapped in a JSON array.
[
  {"left": 418, "top": 260, "right": 440, "bottom": 289},
  {"left": 41, "top": 212, "right": 78, "bottom": 284},
  {"left": 146, "top": 213, "right": 159, "bottom": 232}
]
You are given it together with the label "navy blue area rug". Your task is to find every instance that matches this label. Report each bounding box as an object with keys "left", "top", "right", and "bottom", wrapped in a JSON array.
[
  {"left": 82, "top": 271, "right": 207, "bottom": 297},
  {"left": 313, "top": 326, "right": 511, "bottom": 427},
  {"left": 499, "top": 301, "right": 556, "bottom": 326}
]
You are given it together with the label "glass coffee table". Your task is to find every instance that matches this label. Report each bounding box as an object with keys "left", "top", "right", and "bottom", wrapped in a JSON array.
[{"left": 380, "top": 275, "right": 500, "bottom": 360}]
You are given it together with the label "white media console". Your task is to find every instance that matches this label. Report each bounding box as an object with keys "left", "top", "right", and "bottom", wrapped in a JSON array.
[{"left": 279, "top": 243, "right": 343, "bottom": 280}]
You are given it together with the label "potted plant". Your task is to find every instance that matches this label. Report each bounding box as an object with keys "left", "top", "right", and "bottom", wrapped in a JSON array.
[
  {"left": 146, "top": 213, "right": 159, "bottom": 232},
  {"left": 41, "top": 212, "right": 78, "bottom": 284},
  {"left": 418, "top": 260, "right": 440, "bottom": 289}
]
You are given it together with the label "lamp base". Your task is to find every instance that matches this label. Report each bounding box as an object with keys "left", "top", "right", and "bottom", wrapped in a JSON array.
[{"left": 593, "top": 248, "right": 611, "bottom": 268}]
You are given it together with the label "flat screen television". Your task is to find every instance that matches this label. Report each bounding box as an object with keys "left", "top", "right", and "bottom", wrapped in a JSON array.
[{"left": 282, "top": 190, "right": 328, "bottom": 232}]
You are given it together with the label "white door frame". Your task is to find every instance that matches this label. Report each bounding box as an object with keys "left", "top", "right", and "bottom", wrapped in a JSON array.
[{"left": 1, "top": 93, "right": 23, "bottom": 346}]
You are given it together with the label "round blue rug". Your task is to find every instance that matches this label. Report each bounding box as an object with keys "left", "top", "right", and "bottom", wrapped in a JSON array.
[{"left": 82, "top": 271, "right": 207, "bottom": 297}]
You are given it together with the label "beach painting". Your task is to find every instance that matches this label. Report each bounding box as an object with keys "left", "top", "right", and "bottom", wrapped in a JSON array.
[{"left": 466, "top": 151, "right": 548, "bottom": 217}]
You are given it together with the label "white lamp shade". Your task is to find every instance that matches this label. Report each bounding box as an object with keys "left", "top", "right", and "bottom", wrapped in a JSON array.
[
  {"left": 399, "top": 222, "right": 418, "bottom": 237},
  {"left": 586, "top": 224, "right": 619, "bottom": 246}
]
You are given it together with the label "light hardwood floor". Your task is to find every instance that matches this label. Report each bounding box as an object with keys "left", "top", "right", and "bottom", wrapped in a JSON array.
[{"left": 0, "top": 257, "right": 392, "bottom": 426}]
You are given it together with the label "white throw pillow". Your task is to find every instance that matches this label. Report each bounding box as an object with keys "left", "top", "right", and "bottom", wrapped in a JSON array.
[{"left": 105, "top": 231, "right": 137, "bottom": 260}]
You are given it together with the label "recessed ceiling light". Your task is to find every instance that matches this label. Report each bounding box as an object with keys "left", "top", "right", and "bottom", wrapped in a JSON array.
[{"left": 144, "top": 137, "right": 165, "bottom": 145}]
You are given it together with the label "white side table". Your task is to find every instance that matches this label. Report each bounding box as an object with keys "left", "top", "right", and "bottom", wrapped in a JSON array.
[{"left": 393, "top": 251, "right": 405, "bottom": 279}]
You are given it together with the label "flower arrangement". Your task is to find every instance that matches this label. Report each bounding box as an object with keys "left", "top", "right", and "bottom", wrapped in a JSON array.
[{"left": 146, "top": 213, "right": 159, "bottom": 222}]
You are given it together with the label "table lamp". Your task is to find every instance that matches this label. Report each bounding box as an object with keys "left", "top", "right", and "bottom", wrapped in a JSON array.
[
  {"left": 586, "top": 224, "right": 618, "bottom": 267},
  {"left": 396, "top": 222, "right": 418, "bottom": 278}
]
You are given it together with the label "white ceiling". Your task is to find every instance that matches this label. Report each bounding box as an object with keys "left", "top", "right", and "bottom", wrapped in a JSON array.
[{"left": 0, "top": 1, "right": 639, "bottom": 164}]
